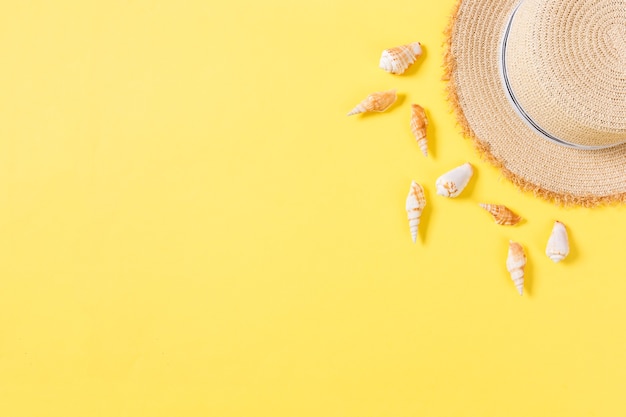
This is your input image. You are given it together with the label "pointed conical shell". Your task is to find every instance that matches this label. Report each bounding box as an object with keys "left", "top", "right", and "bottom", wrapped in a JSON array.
[
  {"left": 435, "top": 162, "right": 473, "bottom": 198},
  {"left": 379, "top": 42, "right": 422, "bottom": 75},
  {"left": 506, "top": 240, "right": 526, "bottom": 296},
  {"left": 347, "top": 90, "right": 397, "bottom": 116},
  {"left": 410, "top": 104, "right": 428, "bottom": 156},
  {"left": 546, "top": 221, "right": 569, "bottom": 263},
  {"left": 405, "top": 180, "right": 426, "bottom": 243},
  {"left": 479, "top": 203, "right": 522, "bottom": 226}
]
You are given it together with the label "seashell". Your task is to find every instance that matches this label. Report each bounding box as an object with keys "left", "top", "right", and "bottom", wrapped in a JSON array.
[
  {"left": 479, "top": 203, "right": 522, "bottom": 226},
  {"left": 347, "top": 89, "right": 397, "bottom": 116},
  {"left": 410, "top": 104, "right": 428, "bottom": 156},
  {"left": 435, "top": 162, "right": 473, "bottom": 198},
  {"left": 405, "top": 180, "right": 426, "bottom": 243},
  {"left": 506, "top": 240, "right": 526, "bottom": 296},
  {"left": 546, "top": 221, "right": 570, "bottom": 263},
  {"left": 379, "top": 42, "right": 423, "bottom": 75}
]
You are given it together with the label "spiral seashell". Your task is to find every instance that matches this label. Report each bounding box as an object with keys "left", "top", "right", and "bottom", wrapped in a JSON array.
[
  {"left": 379, "top": 42, "right": 422, "bottom": 75},
  {"left": 546, "top": 221, "right": 570, "bottom": 263},
  {"left": 435, "top": 162, "right": 473, "bottom": 198},
  {"left": 506, "top": 240, "right": 526, "bottom": 296},
  {"left": 347, "top": 89, "right": 397, "bottom": 116},
  {"left": 410, "top": 104, "right": 428, "bottom": 156},
  {"left": 479, "top": 203, "right": 522, "bottom": 226},
  {"left": 405, "top": 180, "right": 426, "bottom": 243}
]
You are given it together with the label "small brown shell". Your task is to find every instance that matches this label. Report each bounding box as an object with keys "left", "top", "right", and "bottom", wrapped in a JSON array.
[
  {"left": 479, "top": 203, "right": 522, "bottom": 226},
  {"left": 347, "top": 90, "right": 397, "bottom": 116},
  {"left": 410, "top": 104, "right": 428, "bottom": 156}
]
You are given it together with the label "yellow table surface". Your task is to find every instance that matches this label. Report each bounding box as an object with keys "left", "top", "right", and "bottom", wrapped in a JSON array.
[{"left": 1, "top": 1, "right": 625, "bottom": 416}]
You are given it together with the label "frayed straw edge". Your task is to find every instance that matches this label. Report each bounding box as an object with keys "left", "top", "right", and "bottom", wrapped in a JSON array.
[{"left": 442, "top": 0, "right": 626, "bottom": 208}]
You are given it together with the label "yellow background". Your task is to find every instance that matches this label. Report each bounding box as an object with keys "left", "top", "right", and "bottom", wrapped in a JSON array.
[{"left": 1, "top": 1, "right": 625, "bottom": 416}]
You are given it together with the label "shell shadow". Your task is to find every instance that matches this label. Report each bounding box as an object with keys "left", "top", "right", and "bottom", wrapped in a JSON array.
[
  {"left": 561, "top": 221, "right": 578, "bottom": 264},
  {"left": 523, "top": 246, "right": 534, "bottom": 297},
  {"left": 461, "top": 164, "right": 479, "bottom": 198},
  {"left": 417, "top": 185, "right": 433, "bottom": 245},
  {"left": 424, "top": 107, "right": 437, "bottom": 159}
]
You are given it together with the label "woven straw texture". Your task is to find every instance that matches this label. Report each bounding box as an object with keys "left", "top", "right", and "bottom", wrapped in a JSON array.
[{"left": 444, "top": 0, "right": 626, "bottom": 206}]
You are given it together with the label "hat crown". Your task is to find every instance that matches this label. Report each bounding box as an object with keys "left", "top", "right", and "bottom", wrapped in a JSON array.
[
  {"left": 608, "top": 24, "right": 626, "bottom": 63},
  {"left": 504, "top": 0, "right": 626, "bottom": 147}
]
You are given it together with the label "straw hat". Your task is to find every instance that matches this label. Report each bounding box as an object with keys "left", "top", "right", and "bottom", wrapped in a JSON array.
[{"left": 444, "top": 0, "right": 626, "bottom": 206}]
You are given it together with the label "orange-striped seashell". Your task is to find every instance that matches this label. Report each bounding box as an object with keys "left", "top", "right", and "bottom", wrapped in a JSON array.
[
  {"left": 479, "top": 203, "right": 522, "bottom": 226},
  {"left": 410, "top": 104, "right": 428, "bottom": 156},
  {"left": 506, "top": 240, "right": 526, "bottom": 296},
  {"left": 405, "top": 180, "right": 426, "bottom": 243},
  {"left": 347, "top": 89, "right": 397, "bottom": 116},
  {"left": 379, "top": 42, "right": 422, "bottom": 75}
]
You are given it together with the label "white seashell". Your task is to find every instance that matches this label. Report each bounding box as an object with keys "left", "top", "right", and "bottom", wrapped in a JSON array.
[
  {"left": 546, "top": 221, "right": 570, "bottom": 263},
  {"left": 379, "top": 42, "right": 422, "bottom": 75},
  {"left": 405, "top": 180, "right": 426, "bottom": 243},
  {"left": 347, "top": 89, "right": 397, "bottom": 116},
  {"left": 506, "top": 240, "right": 526, "bottom": 296},
  {"left": 435, "top": 162, "right": 473, "bottom": 198},
  {"left": 410, "top": 104, "right": 428, "bottom": 156}
]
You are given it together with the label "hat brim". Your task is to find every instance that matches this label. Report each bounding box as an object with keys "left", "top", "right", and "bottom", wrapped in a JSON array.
[{"left": 444, "top": 0, "right": 626, "bottom": 206}]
